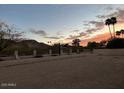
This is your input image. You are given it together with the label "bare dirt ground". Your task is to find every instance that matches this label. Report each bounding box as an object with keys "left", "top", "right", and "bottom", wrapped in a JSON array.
[{"left": 0, "top": 50, "right": 124, "bottom": 89}]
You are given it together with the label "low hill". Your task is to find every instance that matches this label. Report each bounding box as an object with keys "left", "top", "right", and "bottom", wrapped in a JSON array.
[
  {"left": 19, "top": 40, "right": 49, "bottom": 49},
  {"left": 0, "top": 39, "right": 50, "bottom": 56}
]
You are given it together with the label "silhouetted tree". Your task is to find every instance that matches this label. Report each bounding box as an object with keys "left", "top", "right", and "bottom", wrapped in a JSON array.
[
  {"left": 99, "top": 40, "right": 107, "bottom": 48},
  {"left": 111, "top": 17, "right": 117, "bottom": 38},
  {"left": 72, "top": 39, "right": 80, "bottom": 47},
  {"left": 107, "top": 38, "right": 124, "bottom": 48},
  {"left": 87, "top": 41, "right": 99, "bottom": 49},
  {"left": 0, "top": 21, "right": 23, "bottom": 51},
  {"left": 0, "top": 22, "right": 9, "bottom": 51},
  {"left": 105, "top": 18, "right": 113, "bottom": 39},
  {"left": 116, "top": 31, "right": 121, "bottom": 38},
  {"left": 120, "top": 29, "right": 124, "bottom": 38}
]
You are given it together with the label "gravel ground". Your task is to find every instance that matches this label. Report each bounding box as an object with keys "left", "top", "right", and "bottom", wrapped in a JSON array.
[{"left": 0, "top": 51, "right": 124, "bottom": 89}]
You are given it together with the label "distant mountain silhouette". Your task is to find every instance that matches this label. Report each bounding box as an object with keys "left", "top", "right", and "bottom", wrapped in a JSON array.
[
  {"left": 19, "top": 40, "right": 49, "bottom": 49},
  {"left": 2, "top": 39, "right": 49, "bottom": 49},
  {"left": 0, "top": 39, "right": 50, "bottom": 56}
]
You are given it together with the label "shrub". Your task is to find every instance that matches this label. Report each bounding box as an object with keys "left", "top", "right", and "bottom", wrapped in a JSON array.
[{"left": 107, "top": 38, "right": 124, "bottom": 48}]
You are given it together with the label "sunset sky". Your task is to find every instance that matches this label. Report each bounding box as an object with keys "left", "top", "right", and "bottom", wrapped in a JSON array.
[{"left": 0, "top": 4, "right": 124, "bottom": 46}]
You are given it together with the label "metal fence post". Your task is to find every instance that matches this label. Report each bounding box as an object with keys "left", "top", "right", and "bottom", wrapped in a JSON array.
[
  {"left": 69, "top": 48, "right": 72, "bottom": 55},
  {"left": 14, "top": 50, "right": 19, "bottom": 59},
  {"left": 33, "top": 50, "right": 37, "bottom": 57},
  {"left": 49, "top": 49, "right": 52, "bottom": 55},
  {"left": 77, "top": 49, "right": 80, "bottom": 54},
  {"left": 60, "top": 49, "right": 63, "bottom": 55}
]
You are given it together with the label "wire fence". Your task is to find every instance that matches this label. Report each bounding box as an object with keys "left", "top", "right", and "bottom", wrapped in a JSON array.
[{"left": 0, "top": 47, "right": 93, "bottom": 61}]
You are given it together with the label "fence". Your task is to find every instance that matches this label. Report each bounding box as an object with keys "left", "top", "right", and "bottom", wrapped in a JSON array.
[{"left": 0, "top": 47, "right": 93, "bottom": 61}]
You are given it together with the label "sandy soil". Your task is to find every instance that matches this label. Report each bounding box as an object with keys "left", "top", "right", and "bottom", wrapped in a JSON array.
[{"left": 0, "top": 50, "right": 124, "bottom": 89}]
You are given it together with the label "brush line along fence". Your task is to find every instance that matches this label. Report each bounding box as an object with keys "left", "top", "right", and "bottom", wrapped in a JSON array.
[{"left": 0, "top": 47, "right": 93, "bottom": 60}]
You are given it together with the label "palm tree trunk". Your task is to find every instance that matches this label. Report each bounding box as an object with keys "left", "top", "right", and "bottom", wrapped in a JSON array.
[
  {"left": 113, "top": 24, "right": 116, "bottom": 38},
  {"left": 108, "top": 25, "right": 113, "bottom": 39}
]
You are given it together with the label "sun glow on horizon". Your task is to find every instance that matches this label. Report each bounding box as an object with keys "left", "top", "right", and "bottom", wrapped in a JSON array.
[{"left": 1, "top": 5, "right": 124, "bottom": 46}]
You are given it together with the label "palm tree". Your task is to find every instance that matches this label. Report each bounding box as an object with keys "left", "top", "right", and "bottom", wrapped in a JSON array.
[
  {"left": 105, "top": 18, "right": 113, "bottom": 39},
  {"left": 116, "top": 31, "right": 121, "bottom": 38},
  {"left": 120, "top": 29, "right": 124, "bottom": 38},
  {"left": 111, "top": 17, "right": 117, "bottom": 38}
]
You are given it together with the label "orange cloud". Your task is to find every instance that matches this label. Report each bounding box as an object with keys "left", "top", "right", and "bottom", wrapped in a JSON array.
[
  {"left": 80, "top": 32, "right": 110, "bottom": 46},
  {"left": 65, "top": 8, "right": 124, "bottom": 47},
  {"left": 80, "top": 21, "right": 124, "bottom": 46}
]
